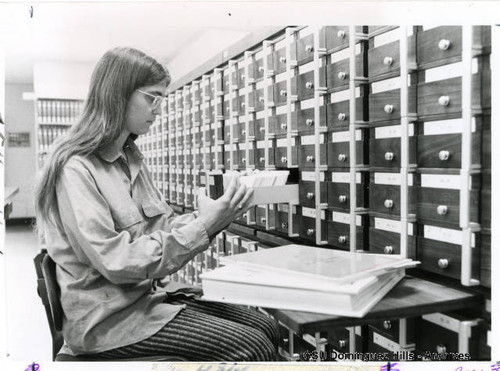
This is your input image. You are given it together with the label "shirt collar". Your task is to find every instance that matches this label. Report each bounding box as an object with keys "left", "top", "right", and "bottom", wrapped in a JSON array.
[{"left": 98, "top": 136, "right": 144, "bottom": 163}]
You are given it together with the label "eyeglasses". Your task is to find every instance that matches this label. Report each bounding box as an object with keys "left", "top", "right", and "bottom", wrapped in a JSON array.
[{"left": 136, "top": 89, "right": 166, "bottom": 109}]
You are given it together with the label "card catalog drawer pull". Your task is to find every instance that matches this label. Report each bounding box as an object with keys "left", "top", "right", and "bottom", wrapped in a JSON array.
[
  {"left": 338, "top": 113, "right": 347, "bottom": 121},
  {"left": 306, "top": 155, "right": 315, "bottom": 162},
  {"left": 281, "top": 157, "right": 288, "bottom": 163},
  {"left": 384, "top": 245, "right": 394, "bottom": 254},
  {"left": 384, "top": 152, "right": 394, "bottom": 161},
  {"left": 383, "top": 320, "right": 392, "bottom": 330},
  {"left": 241, "top": 102, "right": 246, "bottom": 108},
  {"left": 280, "top": 90, "right": 287, "bottom": 97},
  {"left": 280, "top": 123, "right": 287, "bottom": 130},
  {"left": 439, "top": 150, "right": 450, "bottom": 161},
  {"left": 338, "top": 235, "right": 347, "bottom": 244},
  {"left": 384, "top": 104, "right": 394, "bottom": 114},
  {"left": 279, "top": 57, "right": 287, "bottom": 64},
  {"left": 258, "top": 66, "right": 265, "bottom": 72},
  {"left": 383, "top": 56, "right": 394, "bottom": 66},
  {"left": 305, "top": 82, "right": 314, "bottom": 89},
  {"left": 241, "top": 158, "right": 247, "bottom": 164},
  {"left": 260, "top": 217, "right": 266, "bottom": 224},
  {"left": 241, "top": 130, "right": 247, "bottom": 135},
  {"left": 437, "top": 205, "right": 448, "bottom": 215},
  {"left": 338, "top": 153, "right": 347, "bottom": 162},
  {"left": 337, "top": 30, "right": 346, "bottom": 38},
  {"left": 338, "top": 340, "right": 347, "bottom": 349},
  {"left": 306, "top": 119, "right": 314, "bottom": 126},
  {"left": 438, "top": 39, "right": 450, "bottom": 51},
  {"left": 259, "top": 157, "right": 265, "bottom": 163},
  {"left": 338, "top": 195, "right": 347, "bottom": 203},
  {"left": 305, "top": 45, "right": 314, "bottom": 53},
  {"left": 306, "top": 228, "right": 315, "bottom": 236},
  {"left": 436, "top": 344, "right": 447, "bottom": 354},
  {"left": 384, "top": 199, "right": 394, "bottom": 209},
  {"left": 338, "top": 71, "right": 347, "bottom": 80},
  {"left": 281, "top": 222, "right": 288, "bottom": 229},
  {"left": 259, "top": 127, "right": 265, "bottom": 133},
  {"left": 438, "top": 258, "right": 449, "bottom": 270},
  {"left": 259, "top": 97, "right": 265, "bottom": 103},
  {"left": 438, "top": 96, "right": 450, "bottom": 106},
  {"left": 306, "top": 192, "right": 314, "bottom": 200}
]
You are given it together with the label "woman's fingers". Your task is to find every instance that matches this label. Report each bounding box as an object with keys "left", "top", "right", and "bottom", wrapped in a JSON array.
[
  {"left": 229, "top": 183, "right": 248, "bottom": 209},
  {"left": 221, "top": 176, "right": 238, "bottom": 202}
]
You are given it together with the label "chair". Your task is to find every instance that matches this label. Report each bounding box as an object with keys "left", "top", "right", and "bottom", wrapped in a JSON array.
[{"left": 34, "top": 251, "right": 187, "bottom": 362}]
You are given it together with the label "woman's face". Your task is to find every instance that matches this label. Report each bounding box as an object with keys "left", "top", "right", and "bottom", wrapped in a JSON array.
[{"left": 124, "top": 79, "right": 167, "bottom": 136}]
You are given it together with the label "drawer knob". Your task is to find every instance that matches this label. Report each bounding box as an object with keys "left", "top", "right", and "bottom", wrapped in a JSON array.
[
  {"left": 259, "top": 97, "right": 265, "bottom": 103},
  {"left": 281, "top": 222, "right": 288, "bottom": 229},
  {"left": 259, "top": 127, "right": 265, "bottom": 133},
  {"left": 384, "top": 245, "right": 394, "bottom": 254},
  {"left": 384, "top": 152, "right": 394, "bottom": 161},
  {"left": 281, "top": 157, "right": 287, "bottom": 163},
  {"left": 438, "top": 39, "right": 451, "bottom": 51},
  {"left": 384, "top": 104, "right": 394, "bottom": 114},
  {"left": 338, "top": 235, "right": 347, "bottom": 244},
  {"left": 261, "top": 217, "right": 266, "bottom": 224},
  {"left": 306, "top": 228, "right": 314, "bottom": 236},
  {"left": 337, "top": 30, "right": 346, "bottom": 39},
  {"left": 227, "top": 158, "right": 231, "bottom": 163},
  {"left": 338, "top": 195, "right": 347, "bottom": 203},
  {"left": 438, "top": 258, "right": 449, "bottom": 270},
  {"left": 439, "top": 150, "right": 450, "bottom": 161},
  {"left": 438, "top": 95, "right": 450, "bottom": 106},
  {"left": 338, "top": 340, "right": 346, "bottom": 349},
  {"left": 306, "top": 119, "right": 314, "bottom": 126},
  {"left": 383, "top": 320, "right": 392, "bottom": 330},
  {"left": 212, "top": 158, "right": 216, "bottom": 163},
  {"left": 241, "top": 130, "right": 247, "bottom": 135},
  {"left": 241, "top": 102, "right": 246, "bottom": 108},
  {"left": 338, "top": 113, "right": 347, "bottom": 121},
  {"left": 305, "top": 45, "right": 314, "bottom": 53},
  {"left": 306, "top": 155, "right": 314, "bottom": 162},
  {"left": 306, "top": 192, "right": 314, "bottom": 200},
  {"left": 242, "top": 213, "right": 248, "bottom": 218},
  {"left": 338, "top": 71, "right": 347, "bottom": 80},
  {"left": 338, "top": 153, "right": 347, "bottom": 162},
  {"left": 241, "top": 74, "right": 246, "bottom": 80},
  {"left": 212, "top": 135, "right": 216, "bottom": 141},
  {"left": 384, "top": 199, "right": 394, "bottom": 209},
  {"left": 280, "top": 123, "right": 288, "bottom": 130},
  {"left": 259, "top": 157, "right": 265, "bottom": 163},
  {"left": 437, "top": 205, "right": 448, "bottom": 215},
  {"left": 225, "top": 80, "right": 230, "bottom": 86},
  {"left": 258, "top": 66, "right": 265, "bottom": 72},
  {"left": 383, "top": 56, "right": 394, "bottom": 66},
  {"left": 279, "top": 56, "right": 287, "bottom": 64},
  {"left": 306, "top": 82, "right": 314, "bottom": 89},
  {"left": 280, "top": 89, "right": 287, "bottom": 97},
  {"left": 436, "top": 344, "right": 447, "bottom": 354},
  {"left": 241, "top": 158, "right": 246, "bottom": 163}
]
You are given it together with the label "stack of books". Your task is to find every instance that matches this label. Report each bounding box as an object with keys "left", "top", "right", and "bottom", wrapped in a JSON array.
[{"left": 200, "top": 245, "right": 419, "bottom": 317}]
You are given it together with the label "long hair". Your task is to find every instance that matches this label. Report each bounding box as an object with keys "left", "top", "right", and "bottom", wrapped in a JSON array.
[{"left": 34, "top": 47, "right": 170, "bottom": 231}]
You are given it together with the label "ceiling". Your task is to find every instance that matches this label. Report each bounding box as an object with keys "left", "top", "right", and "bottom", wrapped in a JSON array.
[{"left": 0, "top": 2, "right": 260, "bottom": 84}]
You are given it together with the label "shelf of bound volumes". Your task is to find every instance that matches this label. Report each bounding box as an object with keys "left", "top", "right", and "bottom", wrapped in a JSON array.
[
  {"left": 36, "top": 98, "right": 83, "bottom": 168},
  {"left": 137, "top": 25, "right": 492, "bottom": 362}
]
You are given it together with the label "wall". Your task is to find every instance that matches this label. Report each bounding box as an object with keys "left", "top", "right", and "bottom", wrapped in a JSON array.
[{"left": 4, "top": 83, "right": 36, "bottom": 218}]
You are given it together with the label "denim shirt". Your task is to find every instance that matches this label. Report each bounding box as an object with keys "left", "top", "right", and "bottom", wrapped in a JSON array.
[{"left": 44, "top": 138, "right": 210, "bottom": 355}]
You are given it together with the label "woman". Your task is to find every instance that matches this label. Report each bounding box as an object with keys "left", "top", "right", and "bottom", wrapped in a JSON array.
[{"left": 34, "top": 47, "right": 279, "bottom": 361}]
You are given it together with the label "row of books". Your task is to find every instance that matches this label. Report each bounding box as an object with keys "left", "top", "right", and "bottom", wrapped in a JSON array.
[
  {"left": 200, "top": 244, "right": 419, "bottom": 317},
  {"left": 37, "top": 99, "right": 83, "bottom": 124}
]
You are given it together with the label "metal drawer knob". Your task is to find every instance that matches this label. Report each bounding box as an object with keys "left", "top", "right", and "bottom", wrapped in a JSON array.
[
  {"left": 241, "top": 102, "right": 246, "bottom": 108},
  {"left": 338, "top": 153, "right": 347, "bottom": 162},
  {"left": 338, "top": 113, "right": 346, "bottom": 121},
  {"left": 279, "top": 56, "right": 287, "bottom": 63},
  {"left": 438, "top": 258, "right": 449, "bottom": 270},
  {"left": 306, "top": 155, "right": 314, "bottom": 162},
  {"left": 436, "top": 344, "right": 447, "bottom": 354},
  {"left": 384, "top": 199, "right": 394, "bottom": 209},
  {"left": 227, "top": 158, "right": 231, "bottom": 163},
  {"left": 241, "top": 158, "right": 246, "bottom": 163},
  {"left": 306, "top": 192, "right": 314, "bottom": 200},
  {"left": 384, "top": 152, "right": 394, "bottom": 161},
  {"left": 384, "top": 104, "right": 394, "bottom": 114},
  {"left": 241, "top": 130, "right": 247, "bottom": 135},
  {"left": 438, "top": 39, "right": 451, "bottom": 51},
  {"left": 212, "top": 135, "right": 216, "bottom": 140},
  {"left": 338, "top": 235, "right": 347, "bottom": 244},
  {"left": 438, "top": 96, "right": 450, "bottom": 106},
  {"left": 281, "top": 222, "right": 288, "bottom": 229},
  {"left": 242, "top": 213, "right": 247, "bottom": 218},
  {"left": 338, "top": 71, "right": 347, "bottom": 80},
  {"left": 259, "top": 127, "right": 265, "bottom": 133},
  {"left": 281, "top": 157, "right": 288, "bottom": 163},
  {"left": 212, "top": 158, "right": 216, "bottom": 163},
  {"left": 384, "top": 245, "right": 394, "bottom": 254},
  {"left": 306, "top": 228, "right": 314, "bottom": 236},
  {"left": 241, "top": 74, "right": 246, "bottom": 80},
  {"left": 261, "top": 217, "right": 266, "bottom": 223},
  {"left": 280, "top": 90, "right": 287, "bottom": 97},
  {"left": 259, "top": 97, "right": 265, "bottom": 103},
  {"left": 258, "top": 66, "right": 265, "bottom": 72},
  {"left": 437, "top": 205, "right": 448, "bottom": 215},
  {"left": 338, "top": 195, "right": 347, "bottom": 203},
  {"left": 439, "top": 150, "right": 450, "bottom": 161},
  {"left": 305, "top": 45, "right": 314, "bottom": 52},
  {"left": 306, "top": 82, "right": 314, "bottom": 89},
  {"left": 259, "top": 157, "right": 265, "bottom": 163},
  {"left": 338, "top": 340, "right": 346, "bottom": 349},
  {"left": 383, "top": 56, "right": 394, "bottom": 66},
  {"left": 337, "top": 30, "right": 346, "bottom": 38},
  {"left": 383, "top": 320, "right": 392, "bottom": 330},
  {"left": 280, "top": 123, "right": 287, "bottom": 130},
  {"left": 225, "top": 80, "right": 230, "bottom": 86},
  {"left": 306, "top": 119, "right": 314, "bottom": 126}
]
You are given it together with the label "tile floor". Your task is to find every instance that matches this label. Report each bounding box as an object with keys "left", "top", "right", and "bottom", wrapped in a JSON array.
[{"left": 4, "top": 223, "right": 51, "bottom": 362}]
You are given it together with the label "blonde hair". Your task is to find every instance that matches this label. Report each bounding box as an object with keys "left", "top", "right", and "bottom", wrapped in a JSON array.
[{"left": 34, "top": 47, "right": 170, "bottom": 231}]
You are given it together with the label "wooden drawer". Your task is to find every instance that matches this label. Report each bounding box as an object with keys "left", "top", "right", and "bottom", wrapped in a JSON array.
[
  {"left": 272, "top": 80, "right": 289, "bottom": 106},
  {"left": 292, "top": 69, "right": 326, "bottom": 100},
  {"left": 223, "top": 99, "right": 231, "bottom": 119},
  {"left": 369, "top": 227, "right": 416, "bottom": 258},
  {"left": 254, "top": 118, "right": 266, "bottom": 141},
  {"left": 224, "top": 149, "right": 238, "bottom": 169},
  {"left": 367, "top": 328, "right": 406, "bottom": 360},
  {"left": 295, "top": 33, "right": 315, "bottom": 65},
  {"left": 297, "top": 212, "right": 328, "bottom": 242},
  {"left": 369, "top": 87, "right": 417, "bottom": 123},
  {"left": 482, "top": 120, "right": 491, "bottom": 168},
  {"left": 416, "top": 187, "right": 479, "bottom": 226},
  {"left": 481, "top": 170, "right": 491, "bottom": 229},
  {"left": 193, "top": 110, "right": 202, "bottom": 126},
  {"left": 255, "top": 206, "right": 267, "bottom": 228},
  {"left": 250, "top": 88, "right": 265, "bottom": 111},
  {"left": 183, "top": 113, "right": 192, "bottom": 129},
  {"left": 298, "top": 180, "right": 327, "bottom": 208},
  {"left": 223, "top": 124, "right": 232, "bottom": 144},
  {"left": 275, "top": 145, "right": 297, "bottom": 168},
  {"left": 237, "top": 120, "right": 256, "bottom": 142},
  {"left": 298, "top": 143, "right": 327, "bottom": 169},
  {"left": 295, "top": 106, "right": 327, "bottom": 133},
  {"left": 416, "top": 132, "right": 482, "bottom": 168},
  {"left": 276, "top": 205, "right": 298, "bottom": 234},
  {"left": 324, "top": 26, "right": 350, "bottom": 51},
  {"left": 272, "top": 113, "right": 297, "bottom": 136},
  {"left": 250, "top": 58, "right": 265, "bottom": 81},
  {"left": 222, "top": 72, "right": 230, "bottom": 94},
  {"left": 326, "top": 97, "right": 364, "bottom": 130},
  {"left": 327, "top": 222, "right": 365, "bottom": 250},
  {"left": 369, "top": 318, "right": 416, "bottom": 344},
  {"left": 268, "top": 47, "right": 288, "bottom": 75},
  {"left": 480, "top": 233, "right": 491, "bottom": 288},
  {"left": 369, "top": 184, "right": 416, "bottom": 217},
  {"left": 328, "top": 327, "right": 351, "bottom": 352},
  {"left": 236, "top": 95, "right": 246, "bottom": 116},
  {"left": 327, "top": 141, "right": 364, "bottom": 168},
  {"left": 326, "top": 57, "right": 363, "bottom": 90},
  {"left": 416, "top": 26, "right": 462, "bottom": 67},
  {"left": 327, "top": 178, "right": 366, "bottom": 210},
  {"left": 417, "top": 236, "right": 480, "bottom": 280},
  {"left": 369, "top": 136, "right": 417, "bottom": 167}
]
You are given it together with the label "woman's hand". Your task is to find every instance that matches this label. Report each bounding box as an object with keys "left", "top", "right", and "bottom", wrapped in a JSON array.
[{"left": 196, "top": 176, "right": 253, "bottom": 237}]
